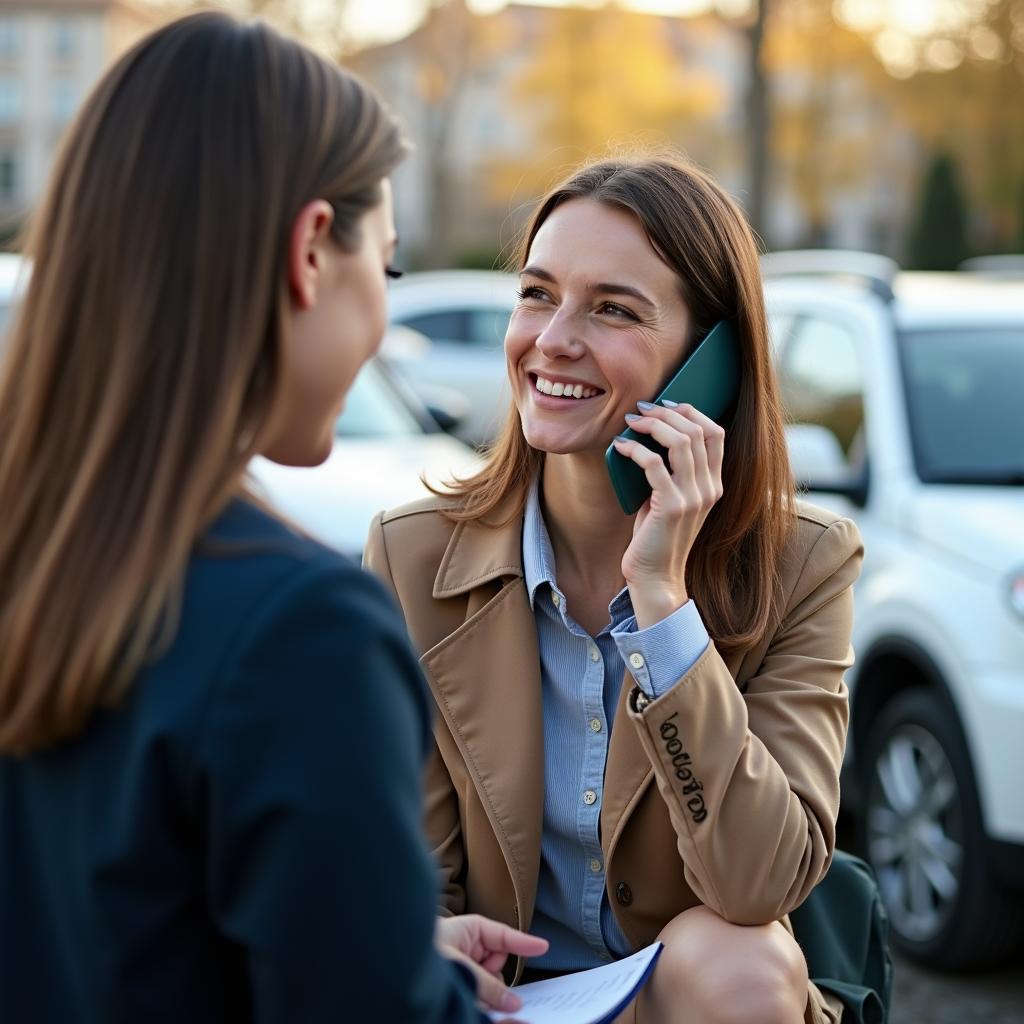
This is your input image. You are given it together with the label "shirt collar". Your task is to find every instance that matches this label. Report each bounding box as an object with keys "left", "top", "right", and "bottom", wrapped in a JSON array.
[
  {"left": 522, "top": 474, "right": 558, "bottom": 610},
  {"left": 521, "top": 474, "right": 634, "bottom": 623}
]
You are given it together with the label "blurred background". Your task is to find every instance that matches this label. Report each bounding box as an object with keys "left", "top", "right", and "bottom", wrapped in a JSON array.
[{"left": 0, "top": 1, "right": 1021, "bottom": 1020}]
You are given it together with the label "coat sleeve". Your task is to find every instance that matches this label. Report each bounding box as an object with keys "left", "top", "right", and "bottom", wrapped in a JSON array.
[
  {"left": 198, "top": 558, "right": 481, "bottom": 1023},
  {"left": 364, "top": 512, "right": 467, "bottom": 917},
  {"left": 626, "top": 517, "right": 863, "bottom": 925}
]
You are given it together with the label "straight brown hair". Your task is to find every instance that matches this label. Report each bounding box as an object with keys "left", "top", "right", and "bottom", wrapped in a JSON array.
[
  {"left": 434, "top": 155, "right": 795, "bottom": 657},
  {"left": 0, "top": 12, "right": 406, "bottom": 755}
]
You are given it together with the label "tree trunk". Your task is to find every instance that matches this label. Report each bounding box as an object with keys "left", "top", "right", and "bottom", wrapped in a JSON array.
[{"left": 745, "top": 0, "right": 770, "bottom": 244}]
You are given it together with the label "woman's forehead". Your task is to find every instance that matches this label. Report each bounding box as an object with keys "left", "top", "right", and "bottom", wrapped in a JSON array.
[{"left": 527, "top": 198, "right": 679, "bottom": 293}]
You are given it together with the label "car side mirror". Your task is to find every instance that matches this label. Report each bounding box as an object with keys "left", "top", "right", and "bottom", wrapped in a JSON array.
[
  {"left": 785, "top": 423, "right": 868, "bottom": 507},
  {"left": 417, "top": 384, "right": 473, "bottom": 436}
]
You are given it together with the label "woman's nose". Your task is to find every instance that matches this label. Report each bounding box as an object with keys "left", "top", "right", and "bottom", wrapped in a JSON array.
[{"left": 534, "top": 310, "right": 585, "bottom": 360}]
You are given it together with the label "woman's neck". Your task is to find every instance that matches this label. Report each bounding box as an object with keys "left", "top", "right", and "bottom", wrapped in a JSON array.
[{"left": 539, "top": 452, "right": 635, "bottom": 594}]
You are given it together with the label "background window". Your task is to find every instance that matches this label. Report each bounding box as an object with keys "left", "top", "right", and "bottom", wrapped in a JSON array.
[
  {"left": 50, "top": 78, "right": 78, "bottom": 122},
  {"left": 53, "top": 19, "right": 78, "bottom": 62},
  {"left": 0, "top": 18, "right": 20, "bottom": 61},
  {"left": 0, "top": 78, "right": 22, "bottom": 123},
  {"left": 0, "top": 150, "right": 18, "bottom": 201}
]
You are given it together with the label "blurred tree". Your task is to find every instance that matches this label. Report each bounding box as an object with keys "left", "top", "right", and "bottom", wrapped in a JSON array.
[
  {"left": 767, "top": 0, "right": 907, "bottom": 250},
  {"left": 892, "top": 0, "right": 1024, "bottom": 254},
  {"left": 495, "top": 4, "right": 725, "bottom": 205},
  {"left": 906, "top": 152, "right": 970, "bottom": 270}
]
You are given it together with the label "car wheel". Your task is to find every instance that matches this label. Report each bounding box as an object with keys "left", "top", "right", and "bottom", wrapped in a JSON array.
[{"left": 861, "top": 688, "right": 1024, "bottom": 969}]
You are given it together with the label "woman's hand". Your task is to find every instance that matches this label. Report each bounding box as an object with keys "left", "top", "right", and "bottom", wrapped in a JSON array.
[
  {"left": 612, "top": 400, "right": 725, "bottom": 628},
  {"left": 435, "top": 914, "right": 549, "bottom": 1014}
]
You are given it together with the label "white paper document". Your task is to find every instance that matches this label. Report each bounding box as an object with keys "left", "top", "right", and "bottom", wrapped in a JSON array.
[{"left": 487, "top": 942, "right": 663, "bottom": 1024}]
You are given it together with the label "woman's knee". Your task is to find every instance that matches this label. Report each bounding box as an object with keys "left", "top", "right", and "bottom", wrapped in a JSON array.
[{"left": 650, "top": 906, "right": 808, "bottom": 1024}]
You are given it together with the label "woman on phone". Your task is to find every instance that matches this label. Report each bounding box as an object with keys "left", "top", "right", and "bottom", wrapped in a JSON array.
[
  {"left": 365, "top": 155, "right": 864, "bottom": 1024},
  {"left": 0, "top": 13, "right": 544, "bottom": 1023}
]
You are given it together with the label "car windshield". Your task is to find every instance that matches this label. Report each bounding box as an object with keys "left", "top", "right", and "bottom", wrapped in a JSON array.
[
  {"left": 900, "top": 326, "right": 1024, "bottom": 484},
  {"left": 334, "top": 360, "right": 424, "bottom": 439}
]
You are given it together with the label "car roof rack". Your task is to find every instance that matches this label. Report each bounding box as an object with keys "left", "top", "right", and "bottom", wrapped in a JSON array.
[
  {"left": 959, "top": 254, "right": 1024, "bottom": 277},
  {"left": 760, "top": 249, "right": 898, "bottom": 302}
]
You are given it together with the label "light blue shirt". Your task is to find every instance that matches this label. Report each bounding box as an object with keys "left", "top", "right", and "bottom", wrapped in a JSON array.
[{"left": 522, "top": 476, "right": 710, "bottom": 970}]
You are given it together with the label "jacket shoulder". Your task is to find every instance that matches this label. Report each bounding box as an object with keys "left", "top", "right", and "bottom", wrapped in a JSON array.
[{"left": 780, "top": 499, "right": 864, "bottom": 615}]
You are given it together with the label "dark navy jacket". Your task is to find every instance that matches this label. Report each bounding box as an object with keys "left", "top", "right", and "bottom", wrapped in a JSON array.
[{"left": 0, "top": 499, "right": 481, "bottom": 1023}]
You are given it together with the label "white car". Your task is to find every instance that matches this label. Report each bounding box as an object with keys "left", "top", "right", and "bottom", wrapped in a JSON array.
[
  {"left": 250, "top": 359, "right": 482, "bottom": 559},
  {"left": 384, "top": 270, "right": 519, "bottom": 445},
  {"left": 763, "top": 251, "right": 1024, "bottom": 969}
]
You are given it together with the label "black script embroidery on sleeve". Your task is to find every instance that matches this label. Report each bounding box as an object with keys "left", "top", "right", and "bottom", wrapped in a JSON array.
[{"left": 659, "top": 712, "right": 708, "bottom": 824}]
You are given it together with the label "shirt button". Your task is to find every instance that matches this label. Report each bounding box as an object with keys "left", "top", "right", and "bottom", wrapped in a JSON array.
[
  {"left": 551, "top": 592, "right": 562, "bottom": 608},
  {"left": 629, "top": 652, "right": 645, "bottom": 670},
  {"left": 616, "top": 882, "right": 634, "bottom": 907},
  {"left": 583, "top": 789, "right": 597, "bottom": 806},
  {"left": 589, "top": 644, "right": 600, "bottom": 662},
  {"left": 589, "top": 718, "right": 602, "bottom": 733},
  {"left": 590, "top": 858, "right": 603, "bottom": 874}
]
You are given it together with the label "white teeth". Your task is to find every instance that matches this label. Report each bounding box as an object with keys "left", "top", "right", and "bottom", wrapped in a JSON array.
[{"left": 534, "top": 374, "right": 599, "bottom": 399}]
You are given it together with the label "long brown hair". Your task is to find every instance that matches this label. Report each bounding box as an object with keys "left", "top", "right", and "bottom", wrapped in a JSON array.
[
  {"left": 0, "top": 12, "right": 406, "bottom": 755},
  {"left": 436, "top": 155, "right": 795, "bottom": 656}
]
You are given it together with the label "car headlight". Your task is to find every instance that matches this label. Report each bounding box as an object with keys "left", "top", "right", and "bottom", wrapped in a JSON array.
[{"left": 1009, "top": 570, "right": 1024, "bottom": 620}]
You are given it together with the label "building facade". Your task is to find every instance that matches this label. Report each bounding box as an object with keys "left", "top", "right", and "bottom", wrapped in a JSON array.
[{"left": 0, "top": 0, "right": 158, "bottom": 226}]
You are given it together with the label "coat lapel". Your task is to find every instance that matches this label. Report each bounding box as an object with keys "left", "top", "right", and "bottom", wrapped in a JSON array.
[{"left": 419, "top": 499, "right": 545, "bottom": 928}]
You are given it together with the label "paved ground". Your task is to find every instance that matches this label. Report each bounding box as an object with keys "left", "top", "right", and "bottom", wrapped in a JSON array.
[{"left": 890, "top": 949, "right": 1024, "bottom": 1023}]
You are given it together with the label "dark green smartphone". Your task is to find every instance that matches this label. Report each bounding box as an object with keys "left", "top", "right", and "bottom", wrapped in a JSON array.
[{"left": 605, "top": 319, "right": 740, "bottom": 515}]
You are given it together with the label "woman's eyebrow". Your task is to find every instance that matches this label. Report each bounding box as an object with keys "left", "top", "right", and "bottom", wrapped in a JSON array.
[{"left": 520, "top": 265, "right": 656, "bottom": 311}]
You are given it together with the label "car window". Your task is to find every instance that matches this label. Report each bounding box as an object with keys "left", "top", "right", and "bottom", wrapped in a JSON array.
[
  {"left": 400, "top": 307, "right": 511, "bottom": 348},
  {"left": 900, "top": 327, "right": 1024, "bottom": 483},
  {"left": 777, "top": 315, "right": 866, "bottom": 473},
  {"left": 334, "top": 361, "right": 424, "bottom": 439},
  {"left": 399, "top": 309, "right": 470, "bottom": 344},
  {"left": 468, "top": 307, "right": 512, "bottom": 348}
]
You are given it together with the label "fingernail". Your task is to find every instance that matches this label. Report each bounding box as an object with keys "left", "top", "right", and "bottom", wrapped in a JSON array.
[
  {"left": 503, "top": 992, "right": 521, "bottom": 1011},
  {"left": 636, "top": 401, "right": 655, "bottom": 411},
  {"left": 662, "top": 399, "right": 679, "bottom": 408},
  {"left": 612, "top": 435, "right": 630, "bottom": 445},
  {"left": 624, "top": 412, "right": 641, "bottom": 422}
]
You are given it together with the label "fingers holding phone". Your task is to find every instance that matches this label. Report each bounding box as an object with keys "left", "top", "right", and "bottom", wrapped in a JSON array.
[{"left": 612, "top": 402, "right": 726, "bottom": 627}]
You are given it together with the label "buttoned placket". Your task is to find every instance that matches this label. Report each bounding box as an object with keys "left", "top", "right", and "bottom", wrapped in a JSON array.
[{"left": 547, "top": 582, "right": 633, "bottom": 962}]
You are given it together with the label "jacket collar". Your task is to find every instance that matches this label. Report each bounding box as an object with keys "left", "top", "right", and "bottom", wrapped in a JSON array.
[{"left": 433, "top": 489, "right": 526, "bottom": 598}]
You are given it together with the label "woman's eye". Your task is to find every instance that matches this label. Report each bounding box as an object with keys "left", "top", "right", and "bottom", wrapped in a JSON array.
[
  {"left": 600, "top": 302, "right": 637, "bottom": 320},
  {"left": 517, "top": 285, "right": 548, "bottom": 302},
  {"left": 385, "top": 265, "right": 403, "bottom": 280}
]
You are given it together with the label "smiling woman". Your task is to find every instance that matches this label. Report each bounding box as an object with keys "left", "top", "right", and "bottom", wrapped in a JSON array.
[{"left": 365, "top": 152, "right": 869, "bottom": 1024}]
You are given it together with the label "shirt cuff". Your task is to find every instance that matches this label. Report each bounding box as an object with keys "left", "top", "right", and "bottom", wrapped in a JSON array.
[{"left": 612, "top": 600, "right": 710, "bottom": 698}]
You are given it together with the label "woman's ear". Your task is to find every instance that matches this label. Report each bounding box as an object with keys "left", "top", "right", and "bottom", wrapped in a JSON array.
[{"left": 288, "top": 199, "right": 335, "bottom": 311}]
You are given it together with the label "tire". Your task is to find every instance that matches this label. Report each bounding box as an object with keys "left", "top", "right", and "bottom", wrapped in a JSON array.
[{"left": 859, "top": 688, "right": 1024, "bottom": 969}]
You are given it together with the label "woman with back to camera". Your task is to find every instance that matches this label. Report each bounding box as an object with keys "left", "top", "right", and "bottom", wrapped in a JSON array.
[
  {"left": 0, "top": 12, "right": 546, "bottom": 1023},
  {"left": 365, "top": 155, "right": 865, "bottom": 1024}
]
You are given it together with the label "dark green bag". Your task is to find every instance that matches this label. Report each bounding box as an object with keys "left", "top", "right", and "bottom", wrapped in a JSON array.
[{"left": 789, "top": 850, "right": 893, "bottom": 1024}]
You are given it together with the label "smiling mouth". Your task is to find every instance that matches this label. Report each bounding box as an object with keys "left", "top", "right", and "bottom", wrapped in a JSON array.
[{"left": 530, "top": 373, "right": 604, "bottom": 400}]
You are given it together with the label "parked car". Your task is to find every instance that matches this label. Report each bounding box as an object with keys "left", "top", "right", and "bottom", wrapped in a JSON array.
[
  {"left": 250, "top": 358, "right": 482, "bottom": 559},
  {"left": 763, "top": 250, "right": 1024, "bottom": 969},
  {"left": 383, "top": 269, "right": 519, "bottom": 445}
]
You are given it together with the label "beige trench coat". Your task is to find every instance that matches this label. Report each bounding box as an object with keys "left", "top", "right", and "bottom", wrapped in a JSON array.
[{"left": 365, "top": 491, "right": 863, "bottom": 1024}]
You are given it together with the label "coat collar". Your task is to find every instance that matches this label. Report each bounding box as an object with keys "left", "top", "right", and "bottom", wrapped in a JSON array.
[{"left": 432, "top": 489, "right": 526, "bottom": 598}]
